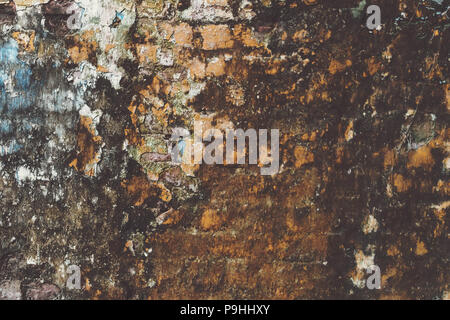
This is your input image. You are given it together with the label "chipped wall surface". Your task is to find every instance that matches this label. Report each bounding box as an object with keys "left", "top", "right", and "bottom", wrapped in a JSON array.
[{"left": 0, "top": 0, "right": 448, "bottom": 299}]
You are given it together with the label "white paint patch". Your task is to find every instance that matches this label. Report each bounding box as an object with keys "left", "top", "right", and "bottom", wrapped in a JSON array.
[
  {"left": 157, "top": 49, "right": 174, "bottom": 67},
  {"left": 187, "top": 82, "right": 206, "bottom": 100},
  {"left": 79, "top": 105, "right": 102, "bottom": 127},
  {"left": 362, "top": 214, "right": 379, "bottom": 234},
  {"left": 351, "top": 245, "right": 376, "bottom": 289},
  {"left": 79, "top": 105, "right": 104, "bottom": 177},
  {"left": 181, "top": 0, "right": 234, "bottom": 22},
  {"left": 431, "top": 201, "right": 450, "bottom": 211},
  {"left": 26, "top": 256, "right": 38, "bottom": 265},
  {"left": 68, "top": 0, "right": 136, "bottom": 90},
  {"left": 16, "top": 166, "right": 37, "bottom": 183},
  {"left": 443, "top": 157, "right": 450, "bottom": 171}
]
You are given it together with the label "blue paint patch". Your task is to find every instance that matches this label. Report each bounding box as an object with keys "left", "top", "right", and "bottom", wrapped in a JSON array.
[
  {"left": 20, "top": 119, "right": 35, "bottom": 132},
  {"left": 0, "top": 119, "right": 12, "bottom": 135},
  {"left": 8, "top": 95, "right": 32, "bottom": 112},
  {"left": 178, "top": 140, "right": 186, "bottom": 157},
  {"left": 0, "top": 75, "right": 5, "bottom": 112},
  {"left": 0, "top": 39, "right": 19, "bottom": 66},
  {"left": 0, "top": 140, "right": 23, "bottom": 156},
  {"left": 14, "top": 67, "right": 33, "bottom": 90},
  {"left": 0, "top": 38, "right": 38, "bottom": 156},
  {"left": 0, "top": 39, "right": 38, "bottom": 113},
  {"left": 0, "top": 36, "right": 79, "bottom": 159}
]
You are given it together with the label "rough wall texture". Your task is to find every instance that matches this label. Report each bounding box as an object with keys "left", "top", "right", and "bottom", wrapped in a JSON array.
[{"left": 0, "top": 0, "right": 448, "bottom": 300}]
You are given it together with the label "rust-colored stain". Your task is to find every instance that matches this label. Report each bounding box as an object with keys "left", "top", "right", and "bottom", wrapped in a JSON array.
[{"left": 69, "top": 116, "right": 102, "bottom": 177}]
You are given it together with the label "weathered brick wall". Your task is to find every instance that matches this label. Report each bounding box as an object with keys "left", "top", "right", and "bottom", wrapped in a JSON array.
[{"left": 0, "top": 0, "right": 448, "bottom": 299}]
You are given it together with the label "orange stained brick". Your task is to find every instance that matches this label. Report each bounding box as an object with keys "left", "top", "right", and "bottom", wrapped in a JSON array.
[{"left": 199, "top": 24, "right": 234, "bottom": 50}]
